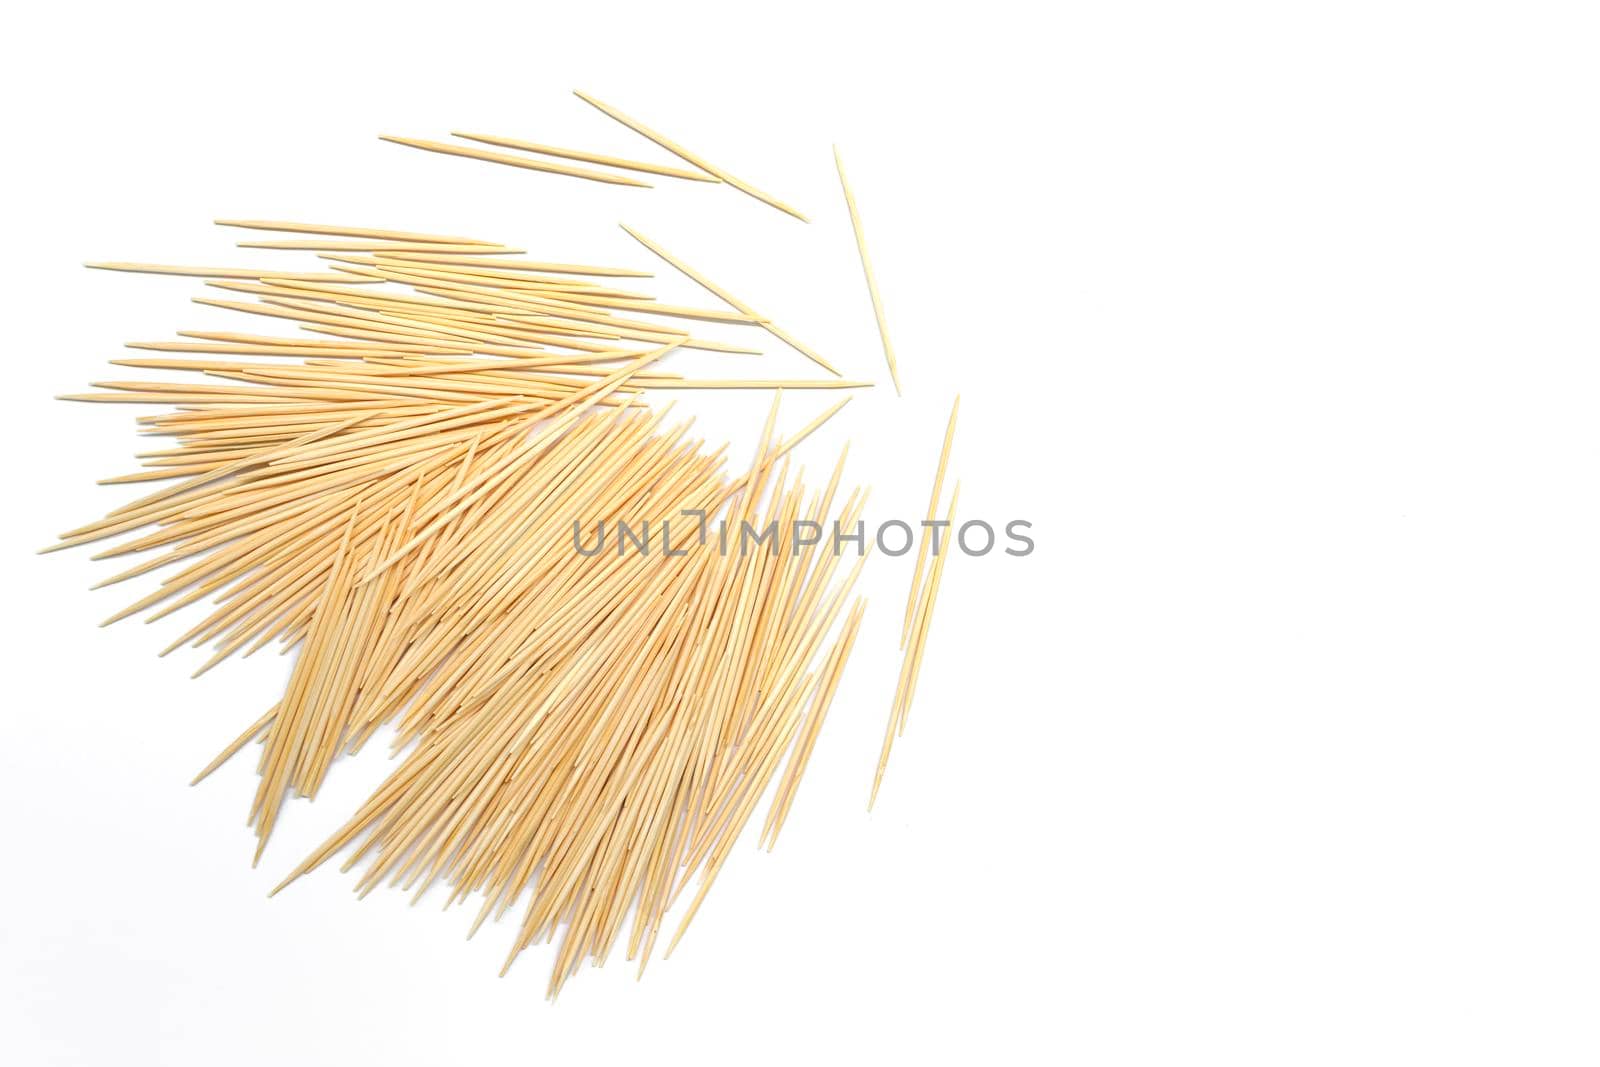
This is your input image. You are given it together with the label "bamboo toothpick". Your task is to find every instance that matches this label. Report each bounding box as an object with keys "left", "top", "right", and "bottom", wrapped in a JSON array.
[
  {"left": 871, "top": 482, "right": 959, "bottom": 810},
  {"left": 451, "top": 131, "right": 719, "bottom": 183},
  {"left": 834, "top": 146, "right": 901, "bottom": 395},
  {"left": 85, "top": 262, "right": 381, "bottom": 283},
  {"left": 214, "top": 220, "right": 497, "bottom": 245},
  {"left": 643, "top": 379, "right": 870, "bottom": 390},
  {"left": 379, "top": 135, "right": 653, "bottom": 187},
  {"left": 897, "top": 483, "right": 959, "bottom": 737},
  {"left": 370, "top": 251, "right": 651, "bottom": 278},
  {"left": 619, "top": 225, "right": 839, "bottom": 376},
  {"left": 574, "top": 91, "right": 809, "bottom": 222},
  {"left": 236, "top": 241, "right": 523, "bottom": 254},
  {"left": 902, "top": 396, "right": 959, "bottom": 646},
  {"left": 762, "top": 597, "right": 867, "bottom": 849}
]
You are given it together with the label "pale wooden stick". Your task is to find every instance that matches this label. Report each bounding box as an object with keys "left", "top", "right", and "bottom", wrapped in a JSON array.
[
  {"left": 871, "top": 483, "right": 959, "bottom": 809},
  {"left": 237, "top": 240, "right": 522, "bottom": 254},
  {"left": 214, "top": 219, "right": 496, "bottom": 245},
  {"left": 644, "top": 379, "right": 871, "bottom": 390},
  {"left": 191, "top": 707, "right": 277, "bottom": 785},
  {"left": 368, "top": 251, "right": 650, "bottom": 277},
  {"left": 762, "top": 597, "right": 866, "bottom": 848},
  {"left": 834, "top": 146, "right": 901, "bottom": 395},
  {"left": 902, "top": 396, "right": 959, "bottom": 646},
  {"left": 574, "top": 91, "right": 809, "bottom": 221},
  {"left": 619, "top": 225, "right": 838, "bottom": 375},
  {"left": 380, "top": 135, "right": 652, "bottom": 187},
  {"left": 898, "top": 482, "right": 960, "bottom": 736},
  {"left": 451, "top": 131, "right": 718, "bottom": 183},
  {"left": 774, "top": 397, "right": 852, "bottom": 459},
  {"left": 173, "top": 331, "right": 470, "bottom": 354},
  {"left": 85, "top": 262, "right": 380, "bottom": 283}
]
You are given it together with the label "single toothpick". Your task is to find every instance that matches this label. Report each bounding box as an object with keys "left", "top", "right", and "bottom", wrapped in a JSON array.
[
  {"left": 85, "top": 262, "right": 381, "bottom": 283},
  {"left": 574, "top": 90, "right": 809, "bottom": 221},
  {"left": 620, "top": 225, "right": 839, "bottom": 375},
  {"left": 451, "top": 131, "right": 719, "bottom": 183},
  {"left": 235, "top": 240, "right": 521, "bottom": 254},
  {"left": 834, "top": 146, "right": 901, "bottom": 395},
  {"left": 902, "top": 396, "right": 960, "bottom": 646},
  {"left": 872, "top": 481, "right": 960, "bottom": 810},
  {"left": 379, "top": 135, "right": 653, "bottom": 187},
  {"left": 214, "top": 219, "right": 497, "bottom": 245}
]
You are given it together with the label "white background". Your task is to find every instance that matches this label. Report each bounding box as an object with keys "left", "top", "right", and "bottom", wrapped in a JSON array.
[{"left": 3, "top": 2, "right": 1599, "bottom": 1063}]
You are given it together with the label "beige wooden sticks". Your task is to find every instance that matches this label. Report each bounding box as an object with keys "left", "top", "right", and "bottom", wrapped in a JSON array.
[
  {"left": 46, "top": 88, "right": 973, "bottom": 996},
  {"left": 52, "top": 216, "right": 876, "bottom": 997}
]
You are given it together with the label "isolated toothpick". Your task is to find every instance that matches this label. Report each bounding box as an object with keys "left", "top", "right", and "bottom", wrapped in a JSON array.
[{"left": 834, "top": 147, "right": 901, "bottom": 394}]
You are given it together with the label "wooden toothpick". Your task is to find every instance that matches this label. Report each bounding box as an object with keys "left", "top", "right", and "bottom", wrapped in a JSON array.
[{"left": 835, "top": 146, "right": 901, "bottom": 395}]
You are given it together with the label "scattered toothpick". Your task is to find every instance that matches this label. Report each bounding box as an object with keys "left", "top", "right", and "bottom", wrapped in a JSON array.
[
  {"left": 835, "top": 146, "right": 902, "bottom": 395},
  {"left": 380, "top": 134, "right": 653, "bottom": 187},
  {"left": 575, "top": 90, "right": 810, "bottom": 221}
]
